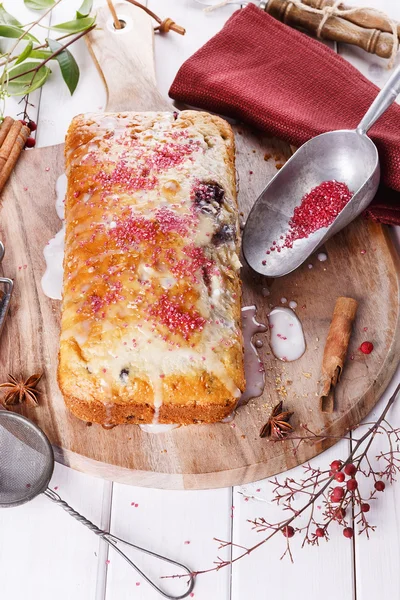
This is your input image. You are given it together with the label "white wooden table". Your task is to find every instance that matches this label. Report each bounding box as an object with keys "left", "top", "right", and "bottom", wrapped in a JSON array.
[{"left": 1, "top": 1, "right": 399, "bottom": 599}]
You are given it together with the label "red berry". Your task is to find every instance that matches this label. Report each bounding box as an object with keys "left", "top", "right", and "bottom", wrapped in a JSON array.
[
  {"left": 346, "top": 479, "right": 358, "bottom": 491},
  {"left": 19, "top": 119, "right": 28, "bottom": 126},
  {"left": 344, "top": 463, "right": 357, "bottom": 477},
  {"left": 334, "top": 507, "right": 346, "bottom": 520},
  {"left": 359, "top": 341, "right": 373, "bottom": 354},
  {"left": 282, "top": 525, "right": 295, "bottom": 538},
  {"left": 330, "top": 460, "right": 342, "bottom": 472},
  {"left": 27, "top": 120, "right": 37, "bottom": 131},
  {"left": 375, "top": 481, "right": 385, "bottom": 492},
  {"left": 335, "top": 472, "right": 345, "bottom": 482},
  {"left": 361, "top": 503, "right": 370, "bottom": 513},
  {"left": 315, "top": 527, "right": 325, "bottom": 538},
  {"left": 331, "top": 486, "right": 344, "bottom": 502},
  {"left": 343, "top": 527, "right": 354, "bottom": 539},
  {"left": 25, "top": 137, "right": 36, "bottom": 148}
]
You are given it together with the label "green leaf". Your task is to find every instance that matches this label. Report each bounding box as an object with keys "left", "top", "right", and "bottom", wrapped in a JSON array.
[
  {"left": 24, "top": 0, "right": 55, "bottom": 10},
  {"left": 29, "top": 48, "right": 52, "bottom": 59},
  {"left": 7, "top": 61, "right": 51, "bottom": 95},
  {"left": 76, "top": 0, "right": 92, "bottom": 19},
  {"left": 15, "top": 40, "right": 33, "bottom": 64},
  {"left": 0, "top": 4, "right": 22, "bottom": 27},
  {"left": 0, "top": 24, "right": 39, "bottom": 42},
  {"left": 48, "top": 16, "right": 95, "bottom": 34},
  {"left": 47, "top": 38, "right": 79, "bottom": 95}
]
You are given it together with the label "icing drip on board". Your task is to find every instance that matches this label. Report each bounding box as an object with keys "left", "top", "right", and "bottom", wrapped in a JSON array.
[
  {"left": 41, "top": 174, "right": 67, "bottom": 300},
  {"left": 140, "top": 424, "right": 179, "bottom": 433},
  {"left": 237, "top": 305, "right": 267, "bottom": 407},
  {"left": 267, "top": 307, "right": 306, "bottom": 362}
]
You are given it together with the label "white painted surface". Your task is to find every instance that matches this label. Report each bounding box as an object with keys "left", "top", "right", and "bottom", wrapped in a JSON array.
[{"left": 0, "top": 1, "right": 399, "bottom": 599}]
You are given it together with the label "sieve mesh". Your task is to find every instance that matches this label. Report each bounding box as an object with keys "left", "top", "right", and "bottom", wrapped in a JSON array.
[{"left": 0, "top": 411, "right": 54, "bottom": 507}]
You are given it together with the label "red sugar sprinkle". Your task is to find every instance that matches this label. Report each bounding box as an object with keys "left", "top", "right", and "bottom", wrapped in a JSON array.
[
  {"left": 184, "top": 540, "right": 191, "bottom": 545},
  {"left": 151, "top": 294, "right": 206, "bottom": 340},
  {"left": 135, "top": 582, "right": 141, "bottom": 586},
  {"left": 110, "top": 215, "right": 157, "bottom": 250},
  {"left": 265, "top": 181, "right": 352, "bottom": 257},
  {"left": 106, "top": 560, "right": 110, "bottom": 565},
  {"left": 155, "top": 207, "right": 190, "bottom": 236},
  {"left": 96, "top": 160, "right": 157, "bottom": 192}
]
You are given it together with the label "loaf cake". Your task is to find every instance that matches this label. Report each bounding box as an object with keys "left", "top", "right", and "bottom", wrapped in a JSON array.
[{"left": 58, "top": 111, "right": 244, "bottom": 425}]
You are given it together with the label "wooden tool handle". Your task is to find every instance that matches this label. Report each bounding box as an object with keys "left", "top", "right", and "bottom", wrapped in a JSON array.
[
  {"left": 304, "top": 0, "right": 400, "bottom": 41},
  {"left": 264, "top": 0, "right": 395, "bottom": 60},
  {"left": 86, "top": 2, "right": 170, "bottom": 112}
]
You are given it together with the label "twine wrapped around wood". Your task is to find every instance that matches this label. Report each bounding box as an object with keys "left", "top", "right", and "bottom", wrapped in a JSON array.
[
  {"left": 289, "top": 0, "right": 399, "bottom": 67},
  {"left": 205, "top": 0, "right": 399, "bottom": 66}
]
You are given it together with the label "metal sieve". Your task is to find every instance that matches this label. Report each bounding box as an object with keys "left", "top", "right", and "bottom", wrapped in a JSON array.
[{"left": 0, "top": 410, "right": 194, "bottom": 599}]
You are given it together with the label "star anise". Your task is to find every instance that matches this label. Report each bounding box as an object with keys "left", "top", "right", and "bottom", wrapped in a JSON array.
[
  {"left": 0, "top": 373, "right": 42, "bottom": 407},
  {"left": 260, "top": 401, "right": 294, "bottom": 438}
]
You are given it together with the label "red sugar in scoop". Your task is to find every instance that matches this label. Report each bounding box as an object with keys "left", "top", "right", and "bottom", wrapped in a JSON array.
[{"left": 267, "top": 180, "right": 353, "bottom": 253}]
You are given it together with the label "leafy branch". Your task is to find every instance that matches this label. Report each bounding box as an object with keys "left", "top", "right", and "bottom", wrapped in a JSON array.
[{"left": 0, "top": 0, "right": 95, "bottom": 114}]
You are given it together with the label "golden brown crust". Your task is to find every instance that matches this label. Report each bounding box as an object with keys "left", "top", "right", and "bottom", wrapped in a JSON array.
[{"left": 59, "top": 110, "right": 244, "bottom": 425}]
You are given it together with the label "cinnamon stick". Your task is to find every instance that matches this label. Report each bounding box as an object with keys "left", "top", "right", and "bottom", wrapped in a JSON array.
[
  {"left": 319, "top": 297, "right": 358, "bottom": 413},
  {"left": 0, "top": 117, "right": 14, "bottom": 148},
  {"left": 0, "top": 120, "right": 24, "bottom": 173},
  {"left": 0, "top": 121, "right": 30, "bottom": 194}
]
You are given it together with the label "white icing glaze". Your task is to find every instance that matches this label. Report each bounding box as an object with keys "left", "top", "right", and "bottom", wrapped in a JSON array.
[
  {"left": 267, "top": 307, "right": 306, "bottom": 362},
  {"left": 41, "top": 174, "right": 67, "bottom": 301},
  {"left": 289, "top": 300, "right": 297, "bottom": 309},
  {"left": 41, "top": 225, "right": 65, "bottom": 300},
  {"left": 140, "top": 424, "right": 179, "bottom": 433},
  {"left": 55, "top": 174, "right": 67, "bottom": 219},
  {"left": 238, "top": 305, "right": 267, "bottom": 407}
]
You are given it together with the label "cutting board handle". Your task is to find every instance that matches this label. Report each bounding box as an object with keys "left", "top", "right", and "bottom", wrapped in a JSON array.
[{"left": 86, "top": 2, "right": 171, "bottom": 112}]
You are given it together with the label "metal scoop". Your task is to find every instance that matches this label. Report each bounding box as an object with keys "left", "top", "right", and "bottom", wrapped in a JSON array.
[
  {"left": 242, "top": 65, "right": 400, "bottom": 277},
  {"left": 0, "top": 410, "right": 194, "bottom": 599}
]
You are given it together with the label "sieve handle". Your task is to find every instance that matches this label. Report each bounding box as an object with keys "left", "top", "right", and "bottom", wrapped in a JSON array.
[{"left": 44, "top": 488, "right": 194, "bottom": 600}]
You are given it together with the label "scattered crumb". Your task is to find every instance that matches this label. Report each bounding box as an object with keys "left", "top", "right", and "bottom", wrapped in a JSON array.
[
  {"left": 302, "top": 372, "right": 312, "bottom": 379},
  {"left": 264, "top": 153, "right": 271, "bottom": 161}
]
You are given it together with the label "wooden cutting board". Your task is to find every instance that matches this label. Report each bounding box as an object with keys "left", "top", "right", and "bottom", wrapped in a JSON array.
[{"left": 0, "top": 3, "right": 399, "bottom": 490}]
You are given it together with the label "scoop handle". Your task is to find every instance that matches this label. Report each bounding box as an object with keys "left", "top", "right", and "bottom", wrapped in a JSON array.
[{"left": 356, "top": 64, "right": 400, "bottom": 135}]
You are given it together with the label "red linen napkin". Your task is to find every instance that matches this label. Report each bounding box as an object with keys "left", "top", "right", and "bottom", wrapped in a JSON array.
[{"left": 169, "top": 4, "right": 400, "bottom": 226}]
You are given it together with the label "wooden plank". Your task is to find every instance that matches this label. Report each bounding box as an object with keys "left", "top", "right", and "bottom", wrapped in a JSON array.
[
  {"left": 338, "top": 1, "right": 400, "bottom": 598},
  {"left": 106, "top": 485, "right": 232, "bottom": 599},
  {"left": 36, "top": 0, "right": 107, "bottom": 148},
  {"left": 0, "top": 462, "right": 105, "bottom": 600},
  {"left": 231, "top": 441, "right": 355, "bottom": 600},
  {"left": 0, "top": 4, "right": 107, "bottom": 600}
]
